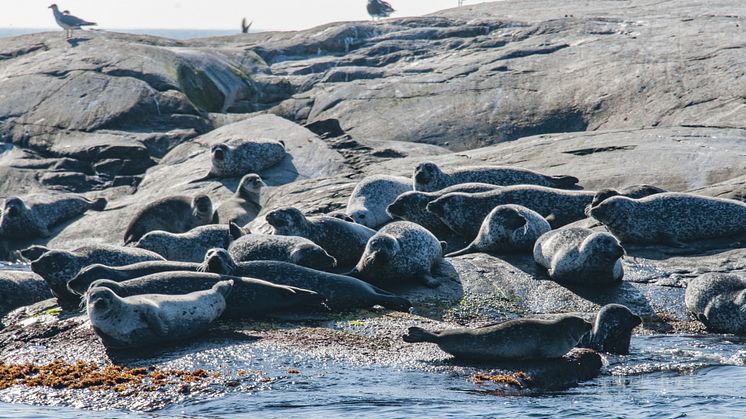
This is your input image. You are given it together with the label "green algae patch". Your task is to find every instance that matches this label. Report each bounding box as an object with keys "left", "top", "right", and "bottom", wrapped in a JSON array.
[{"left": 177, "top": 63, "right": 225, "bottom": 112}]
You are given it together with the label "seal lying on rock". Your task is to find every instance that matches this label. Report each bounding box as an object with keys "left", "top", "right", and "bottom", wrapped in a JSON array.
[
  {"left": 202, "top": 248, "right": 412, "bottom": 312},
  {"left": 134, "top": 223, "right": 245, "bottom": 263},
  {"left": 348, "top": 221, "right": 445, "bottom": 288},
  {"left": 588, "top": 193, "right": 746, "bottom": 245},
  {"left": 0, "top": 194, "right": 106, "bottom": 239},
  {"left": 68, "top": 260, "right": 200, "bottom": 295},
  {"left": 196, "top": 139, "right": 286, "bottom": 181},
  {"left": 447, "top": 204, "right": 551, "bottom": 257},
  {"left": 685, "top": 273, "right": 746, "bottom": 334},
  {"left": 124, "top": 194, "right": 214, "bottom": 244},
  {"left": 228, "top": 234, "right": 336, "bottom": 271},
  {"left": 345, "top": 175, "right": 412, "bottom": 228},
  {"left": 89, "top": 271, "right": 325, "bottom": 319},
  {"left": 265, "top": 207, "right": 376, "bottom": 267},
  {"left": 213, "top": 174, "right": 265, "bottom": 225},
  {"left": 577, "top": 304, "right": 641, "bottom": 354},
  {"left": 0, "top": 270, "right": 52, "bottom": 318},
  {"left": 533, "top": 227, "right": 625, "bottom": 286},
  {"left": 403, "top": 316, "right": 592, "bottom": 360},
  {"left": 387, "top": 183, "right": 502, "bottom": 233},
  {"left": 413, "top": 161, "right": 580, "bottom": 192},
  {"left": 87, "top": 280, "right": 232, "bottom": 350},
  {"left": 588, "top": 184, "right": 668, "bottom": 209},
  {"left": 30, "top": 245, "right": 165, "bottom": 307}
]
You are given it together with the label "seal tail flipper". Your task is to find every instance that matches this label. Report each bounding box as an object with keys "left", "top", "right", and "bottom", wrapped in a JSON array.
[
  {"left": 402, "top": 326, "right": 439, "bottom": 343},
  {"left": 549, "top": 174, "right": 580, "bottom": 189},
  {"left": 445, "top": 245, "right": 475, "bottom": 258},
  {"left": 290, "top": 287, "right": 329, "bottom": 311},
  {"left": 91, "top": 198, "right": 107, "bottom": 211},
  {"left": 378, "top": 295, "right": 413, "bottom": 312}
]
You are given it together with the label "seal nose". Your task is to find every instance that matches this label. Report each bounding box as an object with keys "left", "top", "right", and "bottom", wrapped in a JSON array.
[
  {"left": 414, "top": 171, "right": 430, "bottom": 184},
  {"left": 212, "top": 145, "right": 226, "bottom": 161}
]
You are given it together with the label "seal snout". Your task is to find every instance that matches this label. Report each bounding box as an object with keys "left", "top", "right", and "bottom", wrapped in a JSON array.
[{"left": 211, "top": 144, "right": 228, "bottom": 161}]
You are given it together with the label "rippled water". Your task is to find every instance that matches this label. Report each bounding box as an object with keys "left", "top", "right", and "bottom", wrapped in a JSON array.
[{"left": 0, "top": 334, "right": 744, "bottom": 417}]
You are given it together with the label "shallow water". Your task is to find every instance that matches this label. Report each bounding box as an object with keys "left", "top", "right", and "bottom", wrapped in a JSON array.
[{"left": 0, "top": 334, "right": 744, "bottom": 417}]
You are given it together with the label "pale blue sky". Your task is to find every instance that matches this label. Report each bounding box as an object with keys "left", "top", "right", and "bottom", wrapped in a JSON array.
[{"left": 4, "top": 1, "right": 478, "bottom": 30}]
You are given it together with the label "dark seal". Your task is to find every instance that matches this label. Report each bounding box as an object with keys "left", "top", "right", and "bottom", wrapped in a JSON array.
[{"left": 124, "top": 194, "right": 214, "bottom": 244}]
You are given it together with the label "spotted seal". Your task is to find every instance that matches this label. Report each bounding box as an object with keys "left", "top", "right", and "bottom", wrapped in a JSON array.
[
  {"left": 348, "top": 221, "right": 445, "bottom": 288},
  {"left": 533, "top": 227, "right": 625, "bottom": 286},
  {"left": 68, "top": 260, "right": 200, "bottom": 295},
  {"left": 427, "top": 186, "right": 596, "bottom": 240},
  {"left": 413, "top": 161, "right": 580, "bottom": 192},
  {"left": 265, "top": 207, "right": 376, "bottom": 267},
  {"left": 213, "top": 174, "right": 265, "bottom": 225},
  {"left": 123, "top": 194, "right": 214, "bottom": 244},
  {"left": 685, "top": 273, "right": 746, "bottom": 334},
  {"left": 577, "top": 304, "right": 641, "bottom": 354},
  {"left": 403, "top": 316, "right": 592, "bottom": 360},
  {"left": 89, "top": 271, "right": 326, "bottom": 319},
  {"left": 228, "top": 234, "right": 336, "bottom": 271},
  {"left": 386, "top": 183, "right": 502, "bottom": 233},
  {"left": 202, "top": 248, "right": 412, "bottom": 312},
  {"left": 345, "top": 175, "right": 412, "bottom": 228},
  {"left": 195, "top": 138, "right": 286, "bottom": 181},
  {"left": 0, "top": 194, "right": 106, "bottom": 239},
  {"left": 588, "top": 184, "right": 668, "bottom": 209},
  {"left": 134, "top": 223, "right": 245, "bottom": 263},
  {"left": 0, "top": 270, "right": 51, "bottom": 318},
  {"left": 30, "top": 245, "right": 164, "bottom": 307},
  {"left": 86, "top": 280, "right": 233, "bottom": 350},
  {"left": 588, "top": 193, "right": 746, "bottom": 245},
  {"left": 446, "top": 204, "right": 551, "bottom": 257}
]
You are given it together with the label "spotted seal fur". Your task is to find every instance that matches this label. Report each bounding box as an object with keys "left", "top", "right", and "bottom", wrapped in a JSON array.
[
  {"left": 134, "top": 223, "right": 245, "bottom": 263},
  {"left": 228, "top": 233, "right": 336, "bottom": 271},
  {"left": 68, "top": 260, "right": 200, "bottom": 295},
  {"left": 123, "top": 194, "right": 214, "bottom": 244},
  {"left": 0, "top": 194, "right": 106, "bottom": 239},
  {"left": 345, "top": 175, "right": 412, "bottom": 228},
  {"left": 685, "top": 273, "right": 746, "bottom": 334},
  {"left": 576, "top": 304, "right": 641, "bottom": 354},
  {"left": 195, "top": 138, "right": 286, "bottom": 181},
  {"left": 213, "top": 174, "right": 265, "bottom": 225}
]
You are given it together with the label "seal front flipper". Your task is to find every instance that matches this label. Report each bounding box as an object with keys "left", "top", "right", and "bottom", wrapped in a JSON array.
[
  {"left": 402, "top": 326, "right": 440, "bottom": 343},
  {"left": 142, "top": 303, "right": 170, "bottom": 336},
  {"left": 419, "top": 272, "right": 440, "bottom": 288}
]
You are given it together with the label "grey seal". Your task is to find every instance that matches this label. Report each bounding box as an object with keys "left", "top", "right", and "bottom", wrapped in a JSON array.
[
  {"left": 68, "top": 260, "right": 200, "bottom": 295},
  {"left": 685, "top": 273, "right": 746, "bottom": 334},
  {"left": 403, "top": 316, "right": 592, "bottom": 360},
  {"left": 86, "top": 280, "right": 232, "bottom": 350},
  {"left": 533, "top": 227, "right": 624, "bottom": 286},
  {"left": 577, "top": 304, "right": 641, "bottom": 354},
  {"left": 213, "top": 174, "right": 265, "bottom": 225},
  {"left": 589, "top": 184, "right": 668, "bottom": 209},
  {"left": 89, "top": 271, "right": 326, "bottom": 319},
  {"left": 30, "top": 245, "right": 165, "bottom": 307},
  {"left": 134, "top": 223, "right": 245, "bottom": 263},
  {"left": 228, "top": 233, "right": 336, "bottom": 271},
  {"left": 348, "top": 221, "right": 445, "bottom": 288},
  {"left": 413, "top": 161, "right": 579, "bottom": 192},
  {"left": 0, "top": 194, "right": 106, "bottom": 239},
  {"left": 124, "top": 194, "right": 214, "bottom": 244},
  {"left": 196, "top": 138, "right": 286, "bottom": 181},
  {"left": 202, "top": 248, "right": 412, "bottom": 312},
  {"left": 345, "top": 175, "right": 412, "bottom": 228},
  {"left": 0, "top": 270, "right": 51, "bottom": 318},
  {"left": 265, "top": 207, "right": 376, "bottom": 267},
  {"left": 386, "top": 183, "right": 502, "bottom": 233},
  {"left": 447, "top": 204, "right": 551, "bottom": 257},
  {"left": 427, "top": 186, "right": 596, "bottom": 239},
  {"left": 588, "top": 192, "right": 746, "bottom": 245}
]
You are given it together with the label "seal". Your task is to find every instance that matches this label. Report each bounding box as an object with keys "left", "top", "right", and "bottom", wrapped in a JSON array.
[
  {"left": 0, "top": 194, "right": 106, "bottom": 239},
  {"left": 89, "top": 271, "right": 326, "bottom": 319},
  {"left": 413, "top": 161, "right": 580, "bottom": 192},
  {"left": 228, "top": 233, "right": 337, "bottom": 271},
  {"left": 345, "top": 175, "right": 412, "bottom": 228},
  {"left": 86, "top": 280, "right": 233, "bottom": 350},
  {"left": 685, "top": 273, "right": 746, "bottom": 334},
  {"left": 30, "top": 244, "right": 165, "bottom": 307},
  {"left": 427, "top": 185, "right": 595, "bottom": 240},
  {"left": 202, "top": 248, "right": 412, "bottom": 312},
  {"left": 134, "top": 223, "right": 245, "bottom": 263},
  {"left": 348, "top": 221, "right": 445, "bottom": 288},
  {"left": 265, "top": 207, "right": 376, "bottom": 267},
  {"left": 577, "top": 304, "right": 641, "bottom": 354},
  {"left": 68, "top": 260, "right": 200, "bottom": 295},
  {"left": 588, "top": 184, "right": 668, "bottom": 209},
  {"left": 402, "top": 316, "right": 592, "bottom": 360},
  {"left": 123, "top": 194, "right": 214, "bottom": 244},
  {"left": 196, "top": 138, "right": 286, "bottom": 181},
  {"left": 213, "top": 173, "right": 265, "bottom": 225},
  {"left": 588, "top": 192, "right": 746, "bottom": 245},
  {"left": 386, "top": 183, "right": 502, "bottom": 233},
  {"left": 0, "top": 270, "right": 51, "bottom": 318},
  {"left": 533, "top": 227, "right": 625, "bottom": 286}
]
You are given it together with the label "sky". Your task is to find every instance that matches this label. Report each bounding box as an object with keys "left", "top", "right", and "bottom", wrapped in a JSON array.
[{"left": 2, "top": 1, "right": 476, "bottom": 31}]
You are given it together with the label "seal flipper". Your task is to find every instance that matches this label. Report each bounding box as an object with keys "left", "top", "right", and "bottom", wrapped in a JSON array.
[
  {"left": 90, "top": 198, "right": 107, "bottom": 211},
  {"left": 549, "top": 174, "right": 581, "bottom": 189},
  {"left": 419, "top": 272, "right": 440, "bottom": 288},
  {"left": 142, "top": 303, "right": 170, "bottom": 337},
  {"left": 375, "top": 294, "right": 413, "bottom": 312},
  {"left": 445, "top": 245, "right": 476, "bottom": 258},
  {"left": 403, "top": 326, "right": 440, "bottom": 343}
]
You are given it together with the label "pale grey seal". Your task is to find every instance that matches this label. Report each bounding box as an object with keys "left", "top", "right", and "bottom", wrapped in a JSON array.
[
  {"left": 413, "top": 161, "right": 579, "bottom": 192},
  {"left": 123, "top": 194, "right": 214, "bottom": 244},
  {"left": 447, "top": 204, "right": 551, "bottom": 257},
  {"left": 213, "top": 173, "right": 265, "bottom": 225},
  {"left": 345, "top": 175, "right": 412, "bottom": 228},
  {"left": 403, "top": 316, "right": 592, "bottom": 360},
  {"left": 0, "top": 270, "right": 51, "bottom": 318},
  {"left": 0, "top": 194, "right": 106, "bottom": 239},
  {"left": 685, "top": 273, "right": 746, "bottom": 334},
  {"left": 577, "top": 304, "right": 641, "bottom": 354},
  {"left": 196, "top": 138, "right": 286, "bottom": 181},
  {"left": 134, "top": 223, "right": 245, "bottom": 263},
  {"left": 533, "top": 227, "right": 625, "bottom": 286},
  {"left": 86, "top": 280, "right": 232, "bottom": 350},
  {"left": 228, "top": 234, "right": 337, "bottom": 271}
]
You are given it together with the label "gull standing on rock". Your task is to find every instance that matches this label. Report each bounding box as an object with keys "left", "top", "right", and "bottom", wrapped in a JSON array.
[
  {"left": 367, "top": 0, "right": 395, "bottom": 20},
  {"left": 48, "top": 4, "right": 96, "bottom": 39}
]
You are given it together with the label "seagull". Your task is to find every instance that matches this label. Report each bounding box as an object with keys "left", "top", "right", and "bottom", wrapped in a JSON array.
[
  {"left": 367, "top": 0, "right": 395, "bottom": 20},
  {"left": 48, "top": 4, "right": 97, "bottom": 39},
  {"left": 241, "top": 17, "right": 252, "bottom": 34}
]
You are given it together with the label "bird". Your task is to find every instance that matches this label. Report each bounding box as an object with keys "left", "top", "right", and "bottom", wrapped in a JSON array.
[
  {"left": 48, "top": 4, "right": 96, "bottom": 39},
  {"left": 367, "top": 0, "right": 395, "bottom": 20},
  {"left": 241, "top": 17, "right": 252, "bottom": 34}
]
